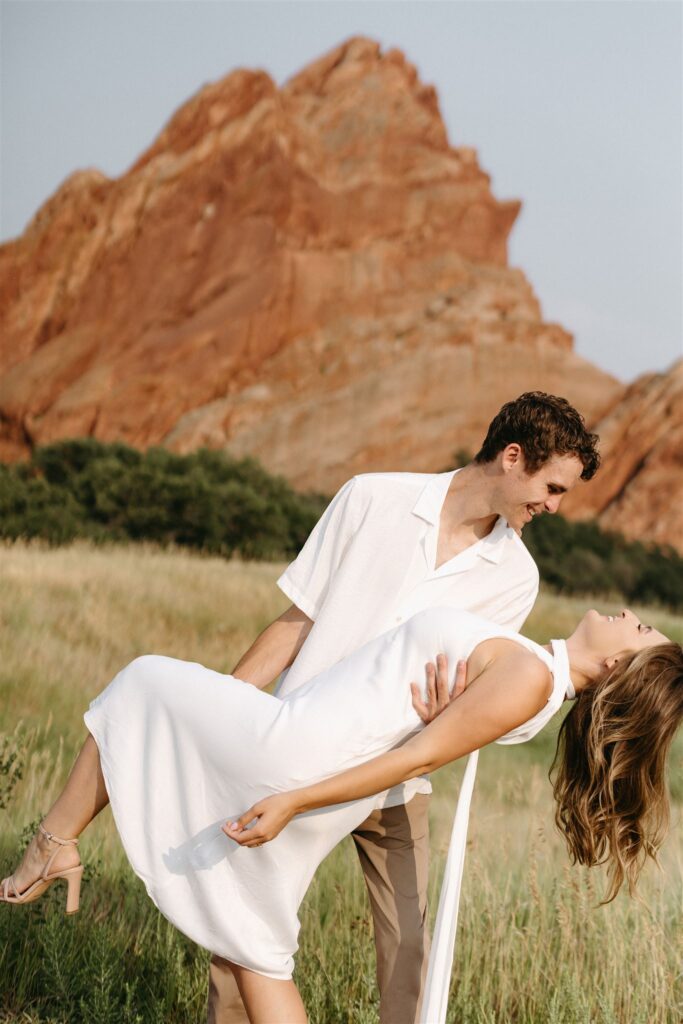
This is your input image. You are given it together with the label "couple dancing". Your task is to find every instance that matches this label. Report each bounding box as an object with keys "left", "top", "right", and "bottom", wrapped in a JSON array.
[{"left": 2, "top": 393, "right": 682, "bottom": 1024}]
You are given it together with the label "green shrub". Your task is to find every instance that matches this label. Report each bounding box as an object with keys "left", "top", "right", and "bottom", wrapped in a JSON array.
[
  {"left": 0, "top": 441, "right": 326, "bottom": 561},
  {"left": 1, "top": 440, "right": 682, "bottom": 611},
  {"left": 0, "top": 465, "right": 82, "bottom": 544},
  {"left": 524, "top": 513, "right": 683, "bottom": 610}
]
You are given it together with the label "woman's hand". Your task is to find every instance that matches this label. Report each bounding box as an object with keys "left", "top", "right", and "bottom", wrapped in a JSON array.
[
  {"left": 222, "top": 792, "right": 299, "bottom": 848},
  {"left": 410, "top": 654, "right": 468, "bottom": 725}
]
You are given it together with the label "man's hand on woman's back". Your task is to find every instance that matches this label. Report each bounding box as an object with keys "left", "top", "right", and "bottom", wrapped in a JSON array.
[{"left": 410, "top": 655, "right": 468, "bottom": 725}]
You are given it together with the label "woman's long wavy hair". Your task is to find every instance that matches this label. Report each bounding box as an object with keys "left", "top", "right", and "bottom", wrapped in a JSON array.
[{"left": 550, "top": 641, "right": 683, "bottom": 902}]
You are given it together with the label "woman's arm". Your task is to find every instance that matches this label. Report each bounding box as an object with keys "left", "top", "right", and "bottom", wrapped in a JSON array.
[{"left": 224, "top": 644, "right": 550, "bottom": 846}]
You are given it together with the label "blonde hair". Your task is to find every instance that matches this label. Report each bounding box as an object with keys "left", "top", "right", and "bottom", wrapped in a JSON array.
[{"left": 551, "top": 642, "right": 683, "bottom": 902}]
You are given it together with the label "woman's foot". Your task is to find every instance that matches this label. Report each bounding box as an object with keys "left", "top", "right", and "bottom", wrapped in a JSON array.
[{"left": 1, "top": 823, "right": 81, "bottom": 898}]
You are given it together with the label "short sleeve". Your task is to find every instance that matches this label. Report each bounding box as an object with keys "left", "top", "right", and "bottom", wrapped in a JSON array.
[
  {"left": 496, "top": 562, "right": 540, "bottom": 632},
  {"left": 508, "top": 578, "right": 539, "bottom": 631},
  {"left": 277, "top": 477, "right": 363, "bottom": 621}
]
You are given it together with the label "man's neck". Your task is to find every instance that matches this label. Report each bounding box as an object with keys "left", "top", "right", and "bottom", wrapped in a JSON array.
[
  {"left": 433, "top": 465, "right": 500, "bottom": 566},
  {"left": 440, "top": 464, "right": 500, "bottom": 537}
]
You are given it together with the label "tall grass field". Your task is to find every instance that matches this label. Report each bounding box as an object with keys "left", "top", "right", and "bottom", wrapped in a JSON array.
[{"left": 1, "top": 542, "right": 681, "bottom": 1023}]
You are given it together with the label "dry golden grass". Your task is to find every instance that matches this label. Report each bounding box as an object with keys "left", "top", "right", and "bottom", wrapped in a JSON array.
[{"left": 0, "top": 540, "right": 681, "bottom": 1023}]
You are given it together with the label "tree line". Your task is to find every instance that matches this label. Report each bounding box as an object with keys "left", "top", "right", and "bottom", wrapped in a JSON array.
[
  {"left": 0, "top": 439, "right": 327, "bottom": 561},
  {"left": 1, "top": 439, "right": 681, "bottom": 610}
]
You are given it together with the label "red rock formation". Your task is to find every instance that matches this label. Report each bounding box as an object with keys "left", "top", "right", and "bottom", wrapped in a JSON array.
[
  {"left": 1, "top": 37, "right": 629, "bottom": 515},
  {"left": 561, "top": 360, "right": 683, "bottom": 552}
]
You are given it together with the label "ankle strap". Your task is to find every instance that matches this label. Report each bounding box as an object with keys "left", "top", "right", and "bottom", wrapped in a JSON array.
[{"left": 39, "top": 822, "right": 79, "bottom": 846}]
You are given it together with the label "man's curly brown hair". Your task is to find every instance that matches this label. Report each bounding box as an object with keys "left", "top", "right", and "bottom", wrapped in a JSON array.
[{"left": 474, "top": 392, "right": 600, "bottom": 479}]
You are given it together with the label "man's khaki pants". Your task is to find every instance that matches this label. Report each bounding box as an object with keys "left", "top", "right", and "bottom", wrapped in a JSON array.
[{"left": 207, "top": 794, "right": 431, "bottom": 1024}]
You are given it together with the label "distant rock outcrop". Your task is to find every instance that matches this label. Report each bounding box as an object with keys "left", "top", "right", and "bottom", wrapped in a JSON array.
[
  {"left": 561, "top": 360, "right": 683, "bottom": 552},
  {"left": 5, "top": 37, "right": 664, "bottom": 539}
]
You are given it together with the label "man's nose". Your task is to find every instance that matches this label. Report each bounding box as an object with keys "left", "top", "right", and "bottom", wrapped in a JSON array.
[{"left": 544, "top": 495, "right": 562, "bottom": 514}]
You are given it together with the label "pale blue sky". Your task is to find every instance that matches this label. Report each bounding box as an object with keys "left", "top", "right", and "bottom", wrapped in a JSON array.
[{"left": 1, "top": 0, "right": 681, "bottom": 382}]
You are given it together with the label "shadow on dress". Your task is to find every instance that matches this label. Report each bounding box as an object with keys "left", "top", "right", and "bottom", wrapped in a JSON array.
[{"left": 162, "top": 818, "right": 248, "bottom": 874}]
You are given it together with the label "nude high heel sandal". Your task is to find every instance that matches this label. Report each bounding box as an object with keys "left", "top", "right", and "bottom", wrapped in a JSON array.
[{"left": 1, "top": 823, "right": 84, "bottom": 914}]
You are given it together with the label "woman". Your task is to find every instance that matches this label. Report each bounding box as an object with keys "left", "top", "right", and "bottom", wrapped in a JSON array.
[{"left": 2, "top": 606, "right": 681, "bottom": 1024}]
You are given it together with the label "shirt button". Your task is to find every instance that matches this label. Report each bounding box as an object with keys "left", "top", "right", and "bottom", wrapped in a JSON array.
[{"left": 395, "top": 616, "right": 403, "bottom": 623}]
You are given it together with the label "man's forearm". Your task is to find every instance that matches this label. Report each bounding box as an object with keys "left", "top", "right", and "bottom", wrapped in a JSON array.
[{"left": 231, "top": 604, "right": 313, "bottom": 689}]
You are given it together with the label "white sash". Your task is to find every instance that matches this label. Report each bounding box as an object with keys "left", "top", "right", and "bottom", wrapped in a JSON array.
[{"left": 418, "top": 749, "right": 479, "bottom": 1024}]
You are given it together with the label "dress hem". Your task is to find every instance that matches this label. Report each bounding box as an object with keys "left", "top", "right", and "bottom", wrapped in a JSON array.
[{"left": 83, "top": 708, "right": 294, "bottom": 982}]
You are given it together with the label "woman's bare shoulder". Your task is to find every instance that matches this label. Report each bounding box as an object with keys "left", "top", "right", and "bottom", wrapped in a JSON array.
[{"left": 468, "top": 637, "right": 553, "bottom": 700}]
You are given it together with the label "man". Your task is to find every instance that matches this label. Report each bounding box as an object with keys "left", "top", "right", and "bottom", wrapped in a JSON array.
[{"left": 208, "top": 391, "right": 600, "bottom": 1024}]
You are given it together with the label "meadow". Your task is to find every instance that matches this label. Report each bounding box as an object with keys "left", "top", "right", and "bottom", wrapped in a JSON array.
[{"left": 0, "top": 541, "right": 681, "bottom": 1023}]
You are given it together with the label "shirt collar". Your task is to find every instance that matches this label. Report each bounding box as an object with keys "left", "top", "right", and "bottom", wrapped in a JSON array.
[
  {"left": 478, "top": 516, "right": 509, "bottom": 563},
  {"left": 411, "top": 470, "right": 458, "bottom": 525},
  {"left": 411, "top": 469, "right": 511, "bottom": 565}
]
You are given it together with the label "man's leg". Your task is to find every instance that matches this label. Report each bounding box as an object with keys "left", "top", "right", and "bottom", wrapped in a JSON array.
[
  {"left": 207, "top": 955, "right": 249, "bottom": 1024},
  {"left": 351, "top": 794, "right": 431, "bottom": 1024}
]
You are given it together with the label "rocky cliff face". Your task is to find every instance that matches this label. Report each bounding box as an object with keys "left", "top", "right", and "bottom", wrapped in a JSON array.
[
  {"left": 561, "top": 359, "right": 683, "bottom": 551},
  {"left": 4, "top": 37, "right": 664, "bottom": 541}
]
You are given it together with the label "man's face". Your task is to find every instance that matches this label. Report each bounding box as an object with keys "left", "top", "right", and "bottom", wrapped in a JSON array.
[{"left": 497, "top": 447, "right": 584, "bottom": 533}]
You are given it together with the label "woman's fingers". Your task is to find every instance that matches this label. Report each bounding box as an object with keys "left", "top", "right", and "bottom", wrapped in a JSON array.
[
  {"left": 231, "top": 806, "right": 258, "bottom": 830},
  {"left": 223, "top": 793, "right": 296, "bottom": 847},
  {"left": 224, "top": 821, "right": 265, "bottom": 847},
  {"left": 223, "top": 805, "right": 261, "bottom": 843},
  {"left": 238, "top": 834, "right": 266, "bottom": 848}
]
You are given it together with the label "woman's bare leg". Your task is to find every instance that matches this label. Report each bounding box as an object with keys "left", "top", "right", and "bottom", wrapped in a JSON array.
[
  {"left": 1, "top": 733, "right": 109, "bottom": 895},
  {"left": 229, "top": 963, "right": 307, "bottom": 1024},
  {"left": 42, "top": 733, "right": 109, "bottom": 837},
  {"left": 5, "top": 742, "right": 308, "bottom": 1020}
]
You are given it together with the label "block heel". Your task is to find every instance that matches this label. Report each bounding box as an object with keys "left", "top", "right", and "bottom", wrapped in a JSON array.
[{"left": 0, "top": 822, "right": 83, "bottom": 914}]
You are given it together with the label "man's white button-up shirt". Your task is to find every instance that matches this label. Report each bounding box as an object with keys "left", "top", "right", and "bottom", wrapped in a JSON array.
[{"left": 276, "top": 469, "right": 539, "bottom": 808}]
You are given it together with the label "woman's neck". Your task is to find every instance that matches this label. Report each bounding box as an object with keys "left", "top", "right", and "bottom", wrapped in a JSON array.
[
  {"left": 541, "top": 639, "right": 594, "bottom": 695},
  {"left": 563, "top": 637, "right": 598, "bottom": 694}
]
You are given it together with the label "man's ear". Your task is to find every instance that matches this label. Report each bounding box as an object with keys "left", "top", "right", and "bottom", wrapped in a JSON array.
[{"left": 501, "top": 443, "right": 524, "bottom": 472}]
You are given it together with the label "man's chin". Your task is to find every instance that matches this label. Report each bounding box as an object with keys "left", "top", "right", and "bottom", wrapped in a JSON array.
[{"left": 500, "top": 512, "right": 524, "bottom": 536}]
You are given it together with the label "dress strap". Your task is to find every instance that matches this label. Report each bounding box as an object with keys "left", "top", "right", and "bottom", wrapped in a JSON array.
[
  {"left": 550, "top": 639, "right": 576, "bottom": 699},
  {"left": 419, "top": 749, "right": 479, "bottom": 1024}
]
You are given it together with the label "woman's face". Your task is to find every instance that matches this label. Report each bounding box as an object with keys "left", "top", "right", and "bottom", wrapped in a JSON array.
[{"left": 570, "top": 608, "right": 670, "bottom": 661}]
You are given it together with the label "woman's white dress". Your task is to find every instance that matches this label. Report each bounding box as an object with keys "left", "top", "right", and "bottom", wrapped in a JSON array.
[{"left": 83, "top": 606, "right": 569, "bottom": 981}]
